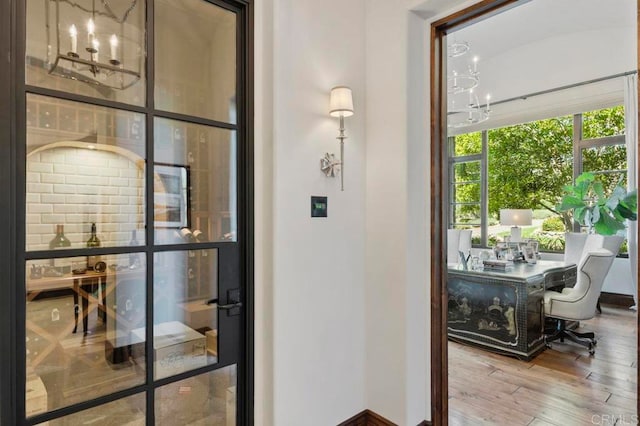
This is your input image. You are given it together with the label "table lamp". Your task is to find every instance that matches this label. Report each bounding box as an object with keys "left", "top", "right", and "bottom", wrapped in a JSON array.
[{"left": 500, "top": 209, "right": 532, "bottom": 242}]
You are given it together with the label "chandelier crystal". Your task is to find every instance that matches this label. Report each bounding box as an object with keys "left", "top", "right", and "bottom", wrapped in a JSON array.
[{"left": 447, "top": 41, "right": 491, "bottom": 128}]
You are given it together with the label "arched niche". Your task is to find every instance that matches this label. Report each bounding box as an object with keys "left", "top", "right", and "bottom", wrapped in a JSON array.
[{"left": 26, "top": 141, "right": 146, "bottom": 250}]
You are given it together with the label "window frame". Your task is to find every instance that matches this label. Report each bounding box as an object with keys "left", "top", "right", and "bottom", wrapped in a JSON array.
[{"left": 449, "top": 106, "right": 628, "bottom": 254}]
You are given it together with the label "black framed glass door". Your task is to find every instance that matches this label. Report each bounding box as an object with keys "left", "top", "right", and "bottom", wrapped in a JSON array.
[{"left": 1, "top": 0, "right": 253, "bottom": 424}]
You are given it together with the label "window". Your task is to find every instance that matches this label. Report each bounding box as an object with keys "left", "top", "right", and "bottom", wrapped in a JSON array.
[
  {"left": 449, "top": 132, "right": 483, "bottom": 243},
  {"left": 449, "top": 105, "right": 628, "bottom": 253}
]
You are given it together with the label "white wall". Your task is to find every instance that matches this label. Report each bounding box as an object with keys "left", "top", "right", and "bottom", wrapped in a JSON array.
[
  {"left": 255, "top": 0, "right": 367, "bottom": 424},
  {"left": 254, "top": 0, "right": 275, "bottom": 422},
  {"left": 253, "top": 0, "right": 457, "bottom": 422},
  {"left": 364, "top": 0, "right": 409, "bottom": 420},
  {"left": 364, "top": 1, "right": 432, "bottom": 423},
  {"left": 255, "top": 0, "right": 638, "bottom": 424}
]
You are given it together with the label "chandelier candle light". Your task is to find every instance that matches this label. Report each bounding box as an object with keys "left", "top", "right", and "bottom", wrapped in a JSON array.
[
  {"left": 447, "top": 40, "right": 491, "bottom": 129},
  {"left": 45, "top": 0, "right": 141, "bottom": 90}
]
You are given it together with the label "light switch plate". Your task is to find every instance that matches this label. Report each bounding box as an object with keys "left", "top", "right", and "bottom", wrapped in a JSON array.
[{"left": 311, "top": 196, "right": 328, "bottom": 218}]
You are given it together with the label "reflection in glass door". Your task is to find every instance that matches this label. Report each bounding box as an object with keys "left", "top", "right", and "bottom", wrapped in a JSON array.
[{"left": 12, "top": 0, "right": 252, "bottom": 424}]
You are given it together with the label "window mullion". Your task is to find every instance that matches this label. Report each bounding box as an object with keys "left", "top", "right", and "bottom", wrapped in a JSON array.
[{"left": 481, "top": 130, "right": 488, "bottom": 247}]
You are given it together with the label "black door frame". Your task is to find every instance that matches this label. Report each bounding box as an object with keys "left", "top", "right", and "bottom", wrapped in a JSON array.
[{"left": 0, "top": 0, "right": 254, "bottom": 424}]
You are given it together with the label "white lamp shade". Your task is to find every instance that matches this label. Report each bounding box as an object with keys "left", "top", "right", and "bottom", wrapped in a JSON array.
[
  {"left": 499, "top": 209, "right": 533, "bottom": 226},
  {"left": 329, "top": 86, "right": 354, "bottom": 117}
]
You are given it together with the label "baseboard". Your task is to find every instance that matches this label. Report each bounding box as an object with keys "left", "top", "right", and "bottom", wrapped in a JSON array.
[
  {"left": 337, "top": 409, "right": 394, "bottom": 426},
  {"left": 600, "top": 292, "right": 635, "bottom": 308},
  {"left": 337, "top": 409, "right": 430, "bottom": 426}
]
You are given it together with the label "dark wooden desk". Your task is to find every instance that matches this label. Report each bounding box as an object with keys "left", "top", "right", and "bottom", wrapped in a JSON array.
[
  {"left": 27, "top": 270, "right": 107, "bottom": 334},
  {"left": 447, "top": 261, "right": 576, "bottom": 360}
]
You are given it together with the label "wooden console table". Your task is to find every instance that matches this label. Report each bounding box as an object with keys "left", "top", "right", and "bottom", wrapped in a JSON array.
[
  {"left": 27, "top": 270, "right": 107, "bottom": 334},
  {"left": 447, "top": 260, "right": 576, "bottom": 360}
]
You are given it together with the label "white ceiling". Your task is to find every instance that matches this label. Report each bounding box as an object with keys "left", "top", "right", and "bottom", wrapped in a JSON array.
[
  {"left": 452, "top": 0, "right": 636, "bottom": 68},
  {"left": 408, "top": 0, "right": 470, "bottom": 19},
  {"left": 445, "top": 0, "right": 637, "bottom": 133}
]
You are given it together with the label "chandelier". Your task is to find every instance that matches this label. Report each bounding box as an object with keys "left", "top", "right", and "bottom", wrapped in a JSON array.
[
  {"left": 44, "top": 0, "right": 143, "bottom": 90},
  {"left": 447, "top": 41, "right": 491, "bottom": 129}
]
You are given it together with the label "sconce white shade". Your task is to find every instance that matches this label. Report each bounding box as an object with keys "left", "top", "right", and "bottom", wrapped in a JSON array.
[
  {"left": 499, "top": 209, "right": 533, "bottom": 226},
  {"left": 329, "top": 86, "right": 354, "bottom": 117}
]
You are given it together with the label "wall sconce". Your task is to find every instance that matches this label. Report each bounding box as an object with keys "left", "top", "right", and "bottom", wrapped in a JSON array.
[{"left": 321, "top": 86, "right": 354, "bottom": 191}]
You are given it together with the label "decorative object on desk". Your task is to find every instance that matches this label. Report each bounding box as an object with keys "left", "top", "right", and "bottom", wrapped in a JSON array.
[
  {"left": 523, "top": 246, "right": 537, "bottom": 264},
  {"left": 556, "top": 172, "right": 637, "bottom": 235},
  {"left": 458, "top": 250, "right": 469, "bottom": 270},
  {"left": 86, "top": 222, "right": 101, "bottom": 270},
  {"left": 499, "top": 209, "right": 532, "bottom": 242},
  {"left": 41, "top": 0, "right": 143, "bottom": 90},
  {"left": 323, "top": 86, "right": 354, "bottom": 191},
  {"left": 507, "top": 242, "right": 524, "bottom": 262},
  {"left": 470, "top": 256, "right": 481, "bottom": 271},
  {"left": 493, "top": 242, "right": 509, "bottom": 260},
  {"left": 479, "top": 250, "right": 491, "bottom": 262},
  {"left": 482, "top": 259, "right": 510, "bottom": 270}
]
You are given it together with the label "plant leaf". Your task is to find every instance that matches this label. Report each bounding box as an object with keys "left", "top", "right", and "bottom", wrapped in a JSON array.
[
  {"left": 621, "top": 189, "right": 638, "bottom": 212},
  {"left": 593, "top": 181, "right": 605, "bottom": 200},
  {"left": 591, "top": 205, "right": 600, "bottom": 224},
  {"left": 594, "top": 209, "right": 626, "bottom": 235},
  {"left": 616, "top": 204, "right": 638, "bottom": 221},
  {"left": 574, "top": 206, "right": 586, "bottom": 225},
  {"left": 606, "top": 186, "right": 626, "bottom": 210},
  {"left": 576, "top": 172, "right": 595, "bottom": 185},
  {"left": 557, "top": 195, "right": 585, "bottom": 212}
]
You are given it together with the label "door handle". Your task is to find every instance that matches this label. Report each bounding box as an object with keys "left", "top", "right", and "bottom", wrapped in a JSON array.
[{"left": 218, "top": 301, "right": 243, "bottom": 310}]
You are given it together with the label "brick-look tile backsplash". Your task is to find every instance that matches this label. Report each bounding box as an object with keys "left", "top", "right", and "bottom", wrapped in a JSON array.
[{"left": 26, "top": 147, "right": 144, "bottom": 251}]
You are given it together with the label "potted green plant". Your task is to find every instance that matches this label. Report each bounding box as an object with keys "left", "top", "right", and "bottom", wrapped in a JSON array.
[{"left": 556, "top": 172, "right": 637, "bottom": 235}]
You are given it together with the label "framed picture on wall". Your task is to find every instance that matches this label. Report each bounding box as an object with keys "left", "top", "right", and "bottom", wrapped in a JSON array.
[{"left": 154, "top": 163, "right": 190, "bottom": 228}]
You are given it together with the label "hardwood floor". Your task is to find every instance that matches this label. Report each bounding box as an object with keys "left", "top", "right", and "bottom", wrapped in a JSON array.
[{"left": 449, "top": 304, "right": 637, "bottom": 425}]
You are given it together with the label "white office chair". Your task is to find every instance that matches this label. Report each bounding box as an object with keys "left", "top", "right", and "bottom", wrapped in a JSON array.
[
  {"left": 447, "top": 229, "right": 472, "bottom": 267},
  {"left": 564, "top": 232, "right": 623, "bottom": 312},
  {"left": 544, "top": 248, "right": 615, "bottom": 354}
]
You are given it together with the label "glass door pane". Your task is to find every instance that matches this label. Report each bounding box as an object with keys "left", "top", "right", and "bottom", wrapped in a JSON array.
[
  {"left": 26, "top": 0, "right": 146, "bottom": 106},
  {"left": 154, "top": 118, "right": 237, "bottom": 245},
  {"left": 155, "top": 0, "right": 237, "bottom": 123},
  {"left": 26, "top": 94, "right": 146, "bottom": 252},
  {"left": 25, "top": 255, "right": 146, "bottom": 415},
  {"left": 152, "top": 249, "right": 219, "bottom": 380},
  {"left": 155, "top": 365, "right": 236, "bottom": 425},
  {"left": 42, "top": 392, "right": 146, "bottom": 425}
]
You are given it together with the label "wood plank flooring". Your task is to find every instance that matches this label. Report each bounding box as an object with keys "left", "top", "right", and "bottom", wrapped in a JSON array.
[{"left": 449, "top": 304, "right": 637, "bottom": 425}]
